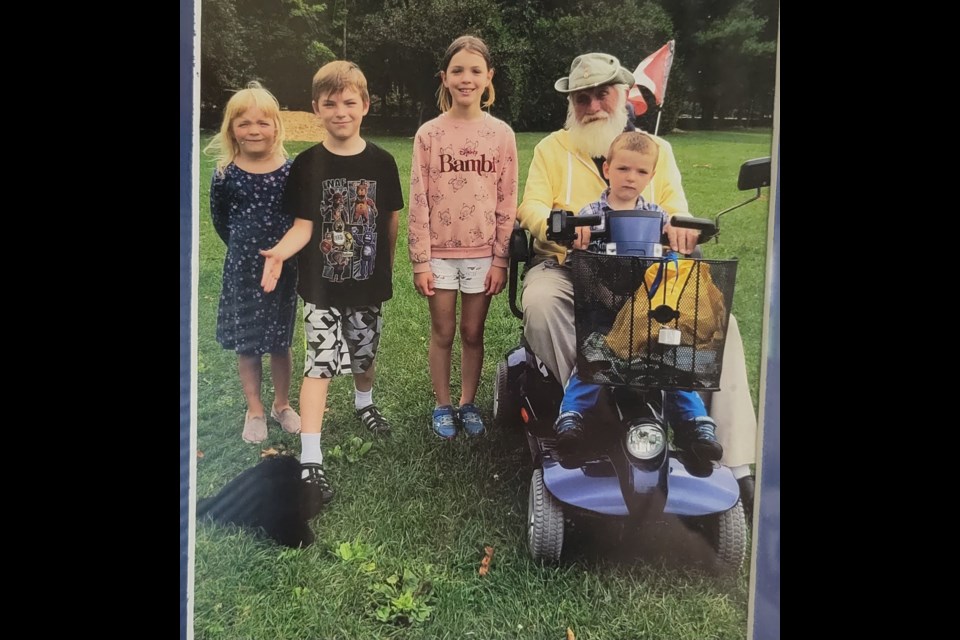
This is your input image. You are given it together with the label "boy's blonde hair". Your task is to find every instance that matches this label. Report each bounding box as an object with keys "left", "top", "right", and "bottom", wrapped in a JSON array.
[
  {"left": 312, "top": 60, "right": 370, "bottom": 104},
  {"left": 204, "top": 81, "right": 287, "bottom": 176},
  {"left": 437, "top": 35, "right": 496, "bottom": 113},
  {"left": 606, "top": 131, "right": 658, "bottom": 164}
]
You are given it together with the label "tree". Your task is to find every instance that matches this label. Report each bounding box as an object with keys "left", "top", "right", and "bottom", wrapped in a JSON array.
[
  {"left": 514, "top": 0, "right": 675, "bottom": 130},
  {"left": 352, "top": 0, "right": 506, "bottom": 123},
  {"left": 200, "top": 0, "right": 336, "bottom": 121},
  {"left": 200, "top": 0, "right": 256, "bottom": 124},
  {"left": 661, "top": 0, "right": 777, "bottom": 127}
]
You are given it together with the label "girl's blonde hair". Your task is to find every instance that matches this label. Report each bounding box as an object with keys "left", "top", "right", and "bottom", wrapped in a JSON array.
[
  {"left": 204, "top": 81, "right": 287, "bottom": 175},
  {"left": 437, "top": 35, "right": 496, "bottom": 113}
]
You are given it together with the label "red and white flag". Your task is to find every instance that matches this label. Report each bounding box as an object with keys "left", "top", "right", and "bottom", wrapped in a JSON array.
[{"left": 628, "top": 40, "right": 675, "bottom": 116}]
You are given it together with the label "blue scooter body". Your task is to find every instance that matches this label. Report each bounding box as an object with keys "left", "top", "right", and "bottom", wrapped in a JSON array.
[{"left": 505, "top": 343, "right": 738, "bottom": 519}]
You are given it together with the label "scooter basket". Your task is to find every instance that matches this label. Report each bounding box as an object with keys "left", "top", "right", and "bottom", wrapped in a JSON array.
[{"left": 571, "top": 252, "right": 737, "bottom": 390}]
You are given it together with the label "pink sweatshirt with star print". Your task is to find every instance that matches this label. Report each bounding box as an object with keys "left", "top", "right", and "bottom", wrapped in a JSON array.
[{"left": 408, "top": 112, "right": 518, "bottom": 274}]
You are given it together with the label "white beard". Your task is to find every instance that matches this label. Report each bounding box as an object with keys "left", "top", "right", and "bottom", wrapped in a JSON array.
[{"left": 564, "top": 91, "right": 629, "bottom": 159}]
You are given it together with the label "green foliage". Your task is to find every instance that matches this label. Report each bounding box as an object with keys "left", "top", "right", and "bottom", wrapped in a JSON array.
[
  {"left": 517, "top": 0, "right": 675, "bottom": 129},
  {"left": 200, "top": 0, "right": 336, "bottom": 120},
  {"left": 370, "top": 565, "right": 436, "bottom": 627},
  {"left": 661, "top": 0, "right": 777, "bottom": 126},
  {"left": 333, "top": 539, "right": 375, "bottom": 563},
  {"left": 332, "top": 539, "right": 436, "bottom": 627},
  {"left": 199, "top": 0, "right": 778, "bottom": 134},
  {"left": 328, "top": 436, "right": 373, "bottom": 463},
  {"left": 350, "top": 0, "right": 506, "bottom": 121},
  {"left": 200, "top": 0, "right": 256, "bottom": 119}
]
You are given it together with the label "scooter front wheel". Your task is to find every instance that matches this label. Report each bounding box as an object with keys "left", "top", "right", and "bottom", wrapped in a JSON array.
[
  {"left": 681, "top": 500, "right": 747, "bottom": 575},
  {"left": 528, "top": 468, "right": 564, "bottom": 563}
]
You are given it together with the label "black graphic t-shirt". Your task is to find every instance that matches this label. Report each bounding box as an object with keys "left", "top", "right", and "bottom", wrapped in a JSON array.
[{"left": 283, "top": 142, "right": 404, "bottom": 307}]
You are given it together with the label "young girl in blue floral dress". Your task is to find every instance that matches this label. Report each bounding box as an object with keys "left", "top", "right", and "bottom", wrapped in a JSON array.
[{"left": 206, "top": 82, "right": 301, "bottom": 443}]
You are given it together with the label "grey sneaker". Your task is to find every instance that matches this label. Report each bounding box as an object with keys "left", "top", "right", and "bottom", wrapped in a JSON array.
[
  {"left": 242, "top": 412, "right": 268, "bottom": 444},
  {"left": 271, "top": 405, "right": 302, "bottom": 435}
]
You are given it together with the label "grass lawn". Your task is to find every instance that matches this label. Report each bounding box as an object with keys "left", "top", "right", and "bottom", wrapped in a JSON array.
[{"left": 193, "top": 129, "right": 773, "bottom": 640}]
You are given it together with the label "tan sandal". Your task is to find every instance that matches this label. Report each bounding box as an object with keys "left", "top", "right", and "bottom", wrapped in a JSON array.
[
  {"left": 242, "top": 412, "right": 268, "bottom": 443},
  {"left": 270, "top": 405, "right": 302, "bottom": 435}
]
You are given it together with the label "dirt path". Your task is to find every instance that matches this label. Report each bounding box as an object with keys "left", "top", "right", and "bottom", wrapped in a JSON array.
[{"left": 280, "top": 111, "right": 326, "bottom": 142}]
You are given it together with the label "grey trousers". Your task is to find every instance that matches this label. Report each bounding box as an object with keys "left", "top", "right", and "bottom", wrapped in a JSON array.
[{"left": 521, "top": 260, "right": 757, "bottom": 467}]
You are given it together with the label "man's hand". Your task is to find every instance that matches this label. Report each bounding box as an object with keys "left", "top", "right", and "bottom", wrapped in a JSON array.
[
  {"left": 664, "top": 221, "right": 700, "bottom": 255},
  {"left": 572, "top": 225, "right": 592, "bottom": 250},
  {"left": 484, "top": 265, "right": 507, "bottom": 296},
  {"left": 259, "top": 249, "right": 283, "bottom": 293},
  {"left": 414, "top": 271, "right": 435, "bottom": 297}
]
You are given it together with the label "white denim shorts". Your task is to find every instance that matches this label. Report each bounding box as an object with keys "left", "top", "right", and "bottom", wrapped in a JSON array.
[{"left": 430, "top": 257, "right": 493, "bottom": 294}]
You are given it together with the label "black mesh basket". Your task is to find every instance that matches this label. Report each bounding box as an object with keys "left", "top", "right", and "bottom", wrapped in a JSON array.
[{"left": 571, "top": 252, "right": 737, "bottom": 391}]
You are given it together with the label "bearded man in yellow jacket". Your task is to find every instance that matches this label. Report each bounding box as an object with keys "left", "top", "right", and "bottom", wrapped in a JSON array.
[{"left": 517, "top": 53, "right": 757, "bottom": 518}]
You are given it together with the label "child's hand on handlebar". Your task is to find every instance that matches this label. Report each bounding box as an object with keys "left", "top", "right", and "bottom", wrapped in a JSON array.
[
  {"left": 572, "top": 225, "right": 591, "bottom": 250},
  {"left": 664, "top": 221, "right": 700, "bottom": 254}
]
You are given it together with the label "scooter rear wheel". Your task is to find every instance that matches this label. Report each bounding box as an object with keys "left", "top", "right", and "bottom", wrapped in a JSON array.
[
  {"left": 528, "top": 468, "right": 564, "bottom": 563},
  {"left": 493, "top": 359, "right": 515, "bottom": 428}
]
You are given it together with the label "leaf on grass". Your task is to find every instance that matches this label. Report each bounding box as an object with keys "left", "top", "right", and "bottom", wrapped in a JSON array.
[
  {"left": 566, "top": 628, "right": 576, "bottom": 640},
  {"left": 478, "top": 545, "right": 495, "bottom": 576},
  {"left": 196, "top": 449, "right": 204, "bottom": 459},
  {"left": 692, "top": 163, "right": 713, "bottom": 168},
  {"left": 260, "top": 447, "right": 279, "bottom": 458}
]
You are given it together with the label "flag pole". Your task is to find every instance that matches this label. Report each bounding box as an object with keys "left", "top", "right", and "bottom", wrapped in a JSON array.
[{"left": 654, "top": 107, "right": 663, "bottom": 136}]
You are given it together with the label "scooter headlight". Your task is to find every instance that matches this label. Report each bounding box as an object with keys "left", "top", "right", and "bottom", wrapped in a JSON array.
[{"left": 625, "top": 422, "right": 666, "bottom": 460}]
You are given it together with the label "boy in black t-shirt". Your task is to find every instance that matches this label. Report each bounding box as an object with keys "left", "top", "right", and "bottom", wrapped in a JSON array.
[{"left": 261, "top": 61, "right": 404, "bottom": 516}]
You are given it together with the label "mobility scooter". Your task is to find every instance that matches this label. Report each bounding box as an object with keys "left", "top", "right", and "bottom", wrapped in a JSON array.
[{"left": 493, "top": 158, "right": 770, "bottom": 572}]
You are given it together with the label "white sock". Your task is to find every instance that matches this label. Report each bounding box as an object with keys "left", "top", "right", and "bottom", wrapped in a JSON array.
[
  {"left": 729, "top": 464, "right": 752, "bottom": 480},
  {"left": 355, "top": 387, "right": 373, "bottom": 411},
  {"left": 300, "top": 432, "right": 323, "bottom": 471}
]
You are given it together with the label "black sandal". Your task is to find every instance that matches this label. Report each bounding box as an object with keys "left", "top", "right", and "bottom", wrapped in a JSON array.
[
  {"left": 301, "top": 462, "right": 334, "bottom": 518},
  {"left": 356, "top": 404, "right": 391, "bottom": 435}
]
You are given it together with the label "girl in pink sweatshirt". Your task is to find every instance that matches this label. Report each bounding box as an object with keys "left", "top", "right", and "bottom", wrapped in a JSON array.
[{"left": 408, "top": 35, "right": 518, "bottom": 439}]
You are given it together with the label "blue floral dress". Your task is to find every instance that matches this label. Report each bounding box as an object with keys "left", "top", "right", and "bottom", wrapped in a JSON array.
[{"left": 210, "top": 161, "right": 298, "bottom": 355}]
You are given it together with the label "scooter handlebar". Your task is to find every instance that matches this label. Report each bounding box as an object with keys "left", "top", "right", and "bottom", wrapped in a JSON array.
[
  {"left": 668, "top": 215, "right": 718, "bottom": 244},
  {"left": 547, "top": 210, "right": 719, "bottom": 248},
  {"left": 545, "top": 210, "right": 602, "bottom": 246}
]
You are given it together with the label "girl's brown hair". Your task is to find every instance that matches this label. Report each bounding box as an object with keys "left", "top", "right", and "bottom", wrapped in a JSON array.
[{"left": 437, "top": 35, "right": 496, "bottom": 113}]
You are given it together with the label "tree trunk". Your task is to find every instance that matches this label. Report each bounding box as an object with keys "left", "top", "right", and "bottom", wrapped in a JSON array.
[{"left": 699, "top": 94, "right": 718, "bottom": 130}]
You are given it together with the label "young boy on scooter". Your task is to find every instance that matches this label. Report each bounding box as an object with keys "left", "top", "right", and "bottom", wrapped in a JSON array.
[{"left": 554, "top": 131, "right": 723, "bottom": 463}]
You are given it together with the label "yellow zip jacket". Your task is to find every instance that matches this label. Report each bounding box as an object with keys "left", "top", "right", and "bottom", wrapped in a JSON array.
[{"left": 517, "top": 129, "right": 690, "bottom": 263}]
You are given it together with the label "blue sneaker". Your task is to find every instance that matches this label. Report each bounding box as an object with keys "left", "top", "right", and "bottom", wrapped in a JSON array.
[
  {"left": 458, "top": 403, "right": 486, "bottom": 437},
  {"left": 432, "top": 405, "right": 458, "bottom": 439},
  {"left": 674, "top": 416, "right": 723, "bottom": 463}
]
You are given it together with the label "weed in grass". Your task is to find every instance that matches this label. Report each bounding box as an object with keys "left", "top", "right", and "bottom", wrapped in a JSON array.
[
  {"left": 370, "top": 566, "right": 436, "bottom": 627},
  {"left": 329, "top": 437, "right": 374, "bottom": 464}
]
